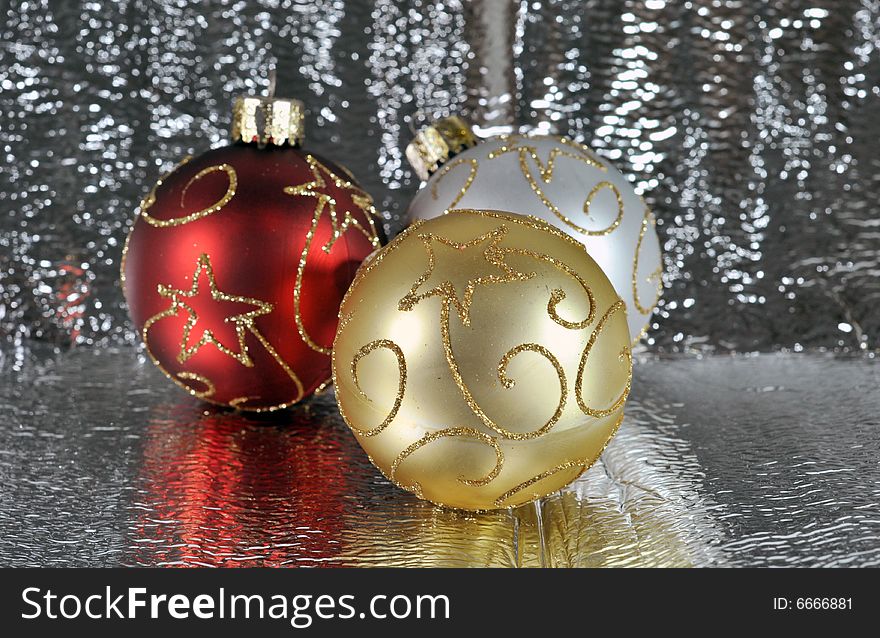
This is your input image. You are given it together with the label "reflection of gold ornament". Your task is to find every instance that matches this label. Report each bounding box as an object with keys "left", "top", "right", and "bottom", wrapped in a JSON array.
[{"left": 332, "top": 210, "right": 631, "bottom": 510}]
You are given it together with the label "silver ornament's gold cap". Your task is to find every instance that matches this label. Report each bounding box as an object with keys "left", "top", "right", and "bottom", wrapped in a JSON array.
[
  {"left": 231, "top": 96, "right": 305, "bottom": 147},
  {"left": 405, "top": 116, "right": 478, "bottom": 181}
]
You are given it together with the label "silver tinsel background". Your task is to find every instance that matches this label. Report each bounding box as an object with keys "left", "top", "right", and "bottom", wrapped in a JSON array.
[{"left": 3, "top": 0, "right": 879, "bottom": 352}]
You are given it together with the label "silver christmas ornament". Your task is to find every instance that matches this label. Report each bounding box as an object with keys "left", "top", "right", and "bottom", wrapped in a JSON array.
[{"left": 406, "top": 116, "right": 663, "bottom": 343}]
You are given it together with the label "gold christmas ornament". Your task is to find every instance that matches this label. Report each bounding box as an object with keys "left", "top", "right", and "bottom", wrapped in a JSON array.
[
  {"left": 332, "top": 210, "right": 632, "bottom": 510},
  {"left": 406, "top": 116, "right": 663, "bottom": 344}
]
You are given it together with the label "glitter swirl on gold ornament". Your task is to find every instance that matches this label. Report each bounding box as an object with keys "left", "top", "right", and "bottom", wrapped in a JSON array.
[
  {"left": 350, "top": 339, "right": 406, "bottom": 436},
  {"left": 332, "top": 210, "right": 632, "bottom": 510},
  {"left": 395, "top": 226, "right": 568, "bottom": 442},
  {"left": 493, "top": 411, "right": 624, "bottom": 508},
  {"left": 501, "top": 247, "right": 596, "bottom": 330},
  {"left": 391, "top": 427, "right": 504, "bottom": 496},
  {"left": 285, "top": 154, "right": 382, "bottom": 355},
  {"left": 576, "top": 300, "right": 632, "bottom": 417}
]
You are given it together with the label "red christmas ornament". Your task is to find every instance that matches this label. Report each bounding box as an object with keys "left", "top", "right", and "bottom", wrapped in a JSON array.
[{"left": 122, "top": 96, "right": 383, "bottom": 411}]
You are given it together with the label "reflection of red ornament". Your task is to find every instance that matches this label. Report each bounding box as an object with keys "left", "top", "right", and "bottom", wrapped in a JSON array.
[
  {"left": 122, "top": 96, "right": 383, "bottom": 411},
  {"left": 52, "top": 258, "right": 91, "bottom": 344},
  {"left": 130, "top": 402, "right": 351, "bottom": 566}
]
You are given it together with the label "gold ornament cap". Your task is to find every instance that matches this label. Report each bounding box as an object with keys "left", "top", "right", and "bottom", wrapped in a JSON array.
[
  {"left": 230, "top": 96, "right": 305, "bottom": 147},
  {"left": 405, "top": 116, "right": 478, "bottom": 181}
]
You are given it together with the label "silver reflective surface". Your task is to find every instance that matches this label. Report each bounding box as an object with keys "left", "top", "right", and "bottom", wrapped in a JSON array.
[
  {"left": 1, "top": 346, "right": 876, "bottom": 567},
  {"left": 2, "top": 0, "right": 879, "bottom": 351}
]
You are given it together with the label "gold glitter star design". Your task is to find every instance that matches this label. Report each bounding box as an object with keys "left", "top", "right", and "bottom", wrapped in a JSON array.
[
  {"left": 283, "top": 154, "right": 382, "bottom": 356},
  {"left": 284, "top": 154, "right": 381, "bottom": 253},
  {"left": 398, "top": 225, "right": 535, "bottom": 325},
  {"left": 147, "top": 253, "right": 274, "bottom": 367}
]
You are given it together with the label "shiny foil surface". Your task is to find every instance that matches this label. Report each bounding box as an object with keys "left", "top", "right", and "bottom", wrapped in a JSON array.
[
  {"left": 2, "top": 0, "right": 879, "bottom": 351},
  {"left": 1, "top": 345, "right": 877, "bottom": 567}
]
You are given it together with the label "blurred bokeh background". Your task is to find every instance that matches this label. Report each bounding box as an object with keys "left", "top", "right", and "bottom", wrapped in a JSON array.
[{"left": 2, "top": 0, "right": 879, "bottom": 352}]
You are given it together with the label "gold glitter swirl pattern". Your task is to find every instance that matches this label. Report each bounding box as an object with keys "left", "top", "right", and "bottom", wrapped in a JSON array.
[
  {"left": 633, "top": 207, "right": 663, "bottom": 316},
  {"left": 505, "top": 134, "right": 609, "bottom": 170},
  {"left": 342, "top": 210, "right": 606, "bottom": 297},
  {"left": 285, "top": 154, "right": 382, "bottom": 355},
  {"left": 393, "top": 224, "right": 570, "bottom": 441},
  {"left": 576, "top": 300, "right": 633, "bottom": 418},
  {"left": 502, "top": 247, "right": 596, "bottom": 330},
  {"left": 545, "top": 135, "right": 608, "bottom": 170},
  {"left": 141, "top": 162, "right": 237, "bottom": 228},
  {"left": 487, "top": 135, "right": 605, "bottom": 181},
  {"left": 497, "top": 343, "right": 567, "bottom": 431},
  {"left": 350, "top": 339, "right": 407, "bottom": 437},
  {"left": 175, "top": 371, "right": 215, "bottom": 399},
  {"left": 581, "top": 181, "right": 624, "bottom": 234},
  {"left": 288, "top": 197, "right": 334, "bottom": 355},
  {"left": 242, "top": 328, "right": 306, "bottom": 408},
  {"left": 493, "top": 412, "right": 625, "bottom": 507},
  {"left": 487, "top": 138, "right": 625, "bottom": 237},
  {"left": 494, "top": 460, "right": 587, "bottom": 508},
  {"left": 430, "top": 156, "right": 478, "bottom": 213},
  {"left": 390, "top": 427, "right": 504, "bottom": 493},
  {"left": 136, "top": 155, "right": 192, "bottom": 219},
  {"left": 441, "top": 301, "right": 565, "bottom": 441}
]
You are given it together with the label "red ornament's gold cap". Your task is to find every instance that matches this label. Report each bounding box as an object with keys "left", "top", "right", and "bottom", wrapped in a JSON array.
[
  {"left": 231, "top": 96, "right": 305, "bottom": 147},
  {"left": 405, "top": 116, "right": 478, "bottom": 181}
]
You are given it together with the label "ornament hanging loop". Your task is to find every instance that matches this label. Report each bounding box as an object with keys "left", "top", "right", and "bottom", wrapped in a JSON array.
[
  {"left": 405, "top": 115, "right": 478, "bottom": 181},
  {"left": 231, "top": 69, "right": 304, "bottom": 148}
]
